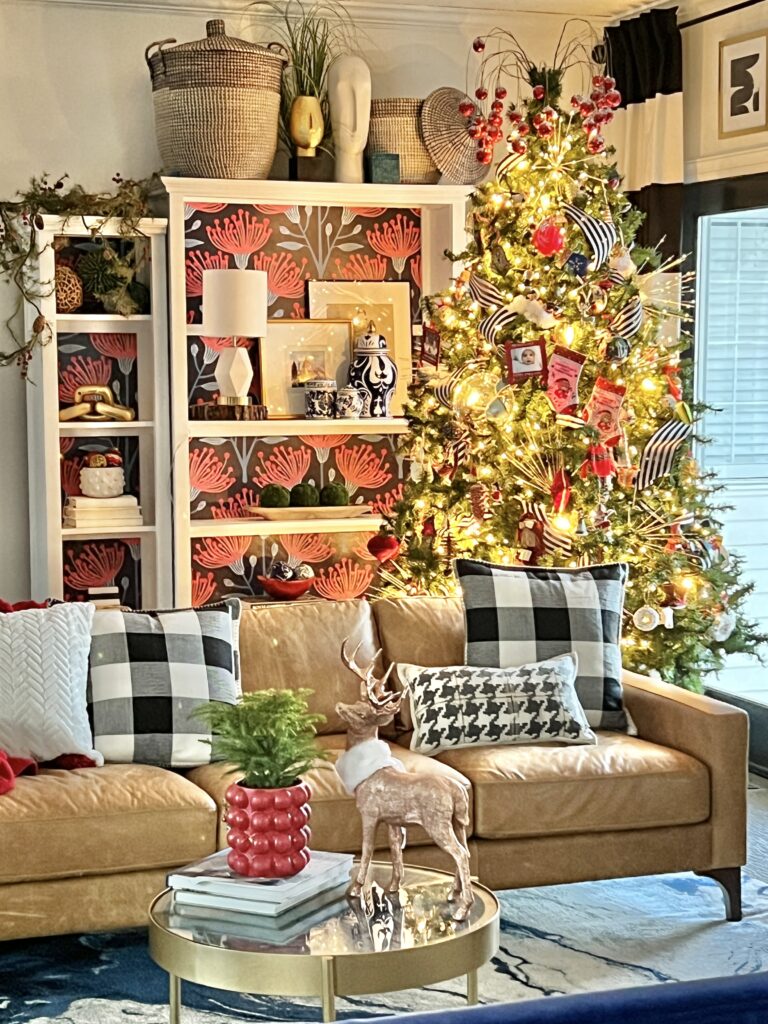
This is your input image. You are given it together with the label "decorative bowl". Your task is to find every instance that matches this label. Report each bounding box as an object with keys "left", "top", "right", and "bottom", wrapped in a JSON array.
[{"left": 257, "top": 575, "right": 314, "bottom": 601}]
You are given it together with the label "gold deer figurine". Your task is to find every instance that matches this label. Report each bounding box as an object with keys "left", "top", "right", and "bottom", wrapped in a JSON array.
[{"left": 335, "top": 639, "right": 474, "bottom": 921}]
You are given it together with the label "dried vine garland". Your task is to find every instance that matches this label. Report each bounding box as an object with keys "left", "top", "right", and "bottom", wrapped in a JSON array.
[{"left": 0, "top": 173, "right": 157, "bottom": 375}]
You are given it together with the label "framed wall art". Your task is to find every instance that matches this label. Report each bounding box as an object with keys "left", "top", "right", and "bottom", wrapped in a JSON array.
[
  {"left": 504, "top": 338, "right": 548, "bottom": 385},
  {"left": 719, "top": 31, "right": 768, "bottom": 138},
  {"left": 307, "top": 280, "right": 412, "bottom": 415},
  {"left": 260, "top": 319, "right": 353, "bottom": 417}
]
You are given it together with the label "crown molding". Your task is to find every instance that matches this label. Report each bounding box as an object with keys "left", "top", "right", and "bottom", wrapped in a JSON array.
[{"left": 15, "top": 0, "right": 616, "bottom": 27}]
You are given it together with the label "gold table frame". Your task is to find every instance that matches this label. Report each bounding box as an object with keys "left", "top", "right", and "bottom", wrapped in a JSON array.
[{"left": 148, "top": 863, "right": 500, "bottom": 1023}]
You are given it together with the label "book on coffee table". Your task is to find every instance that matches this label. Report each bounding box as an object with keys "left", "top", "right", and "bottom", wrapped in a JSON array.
[{"left": 167, "top": 849, "right": 353, "bottom": 916}]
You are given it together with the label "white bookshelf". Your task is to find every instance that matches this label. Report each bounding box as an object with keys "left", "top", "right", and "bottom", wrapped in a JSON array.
[
  {"left": 25, "top": 215, "right": 173, "bottom": 607},
  {"left": 165, "top": 178, "right": 470, "bottom": 605}
]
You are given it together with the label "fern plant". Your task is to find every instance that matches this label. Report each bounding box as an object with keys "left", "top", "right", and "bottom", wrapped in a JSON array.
[{"left": 193, "top": 689, "right": 328, "bottom": 789}]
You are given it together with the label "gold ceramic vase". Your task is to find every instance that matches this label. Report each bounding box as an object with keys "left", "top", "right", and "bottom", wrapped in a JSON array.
[{"left": 289, "top": 95, "right": 324, "bottom": 157}]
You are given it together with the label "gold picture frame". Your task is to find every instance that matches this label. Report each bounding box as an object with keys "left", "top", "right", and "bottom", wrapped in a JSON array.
[
  {"left": 260, "top": 319, "right": 354, "bottom": 418},
  {"left": 719, "top": 31, "right": 768, "bottom": 139}
]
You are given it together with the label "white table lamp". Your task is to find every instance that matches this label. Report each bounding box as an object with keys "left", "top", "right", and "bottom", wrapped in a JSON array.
[{"left": 202, "top": 269, "right": 268, "bottom": 406}]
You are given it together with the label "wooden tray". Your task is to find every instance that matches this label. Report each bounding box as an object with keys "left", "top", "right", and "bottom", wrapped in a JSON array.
[{"left": 244, "top": 505, "right": 374, "bottom": 521}]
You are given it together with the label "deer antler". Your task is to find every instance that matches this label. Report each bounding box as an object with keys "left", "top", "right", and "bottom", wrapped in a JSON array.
[{"left": 341, "top": 638, "right": 396, "bottom": 707}]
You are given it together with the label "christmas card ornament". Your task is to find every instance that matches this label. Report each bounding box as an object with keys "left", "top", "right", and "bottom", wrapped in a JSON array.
[
  {"left": 603, "top": 335, "right": 631, "bottom": 363},
  {"left": 504, "top": 338, "right": 547, "bottom": 384},
  {"left": 584, "top": 377, "right": 626, "bottom": 444},
  {"left": 633, "top": 605, "right": 661, "bottom": 632},
  {"left": 635, "top": 418, "right": 693, "bottom": 490},
  {"left": 562, "top": 202, "right": 617, "bottom": 269},
  {"left": 367, "top": 531, "right": 401, "bottom": 563},
  {"left": 607, "top": 294, "right": 644, "bottom": 338},
  {"left": 531, "top": 217, "right": 566, "bottom": 256},
  {"left": 467, "top": 272, "right": 505, "bottom": 309},
  {"left": 546, "top": 346, "right": 586, "bottom": 414},
  {"left": 348, "top": 321, "right": 398, "bottom": 417}
]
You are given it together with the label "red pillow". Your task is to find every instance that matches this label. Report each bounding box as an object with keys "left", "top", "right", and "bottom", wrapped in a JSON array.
[{"left": 0, "top": 599, "right": 49, "bottom": 613}]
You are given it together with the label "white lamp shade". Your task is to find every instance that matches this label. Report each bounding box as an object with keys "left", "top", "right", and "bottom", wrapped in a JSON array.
[{"left": 202, "top": 269, "right": 268, "bottom": 337}]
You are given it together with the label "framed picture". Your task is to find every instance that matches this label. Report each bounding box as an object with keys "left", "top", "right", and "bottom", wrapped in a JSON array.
[
  {"left": 719, "top": 32, "right": 768, "bottom": 138},
  {"left": 419, "top": 324, "right": 442, "bottom": 368},
  {"left": 260, "top": 319, "right": 353, "bottom": 418},
  {"left": 504, "top": 339, "right": 548, "bottom": 385},
  {"left": 307, "top": 280, "right": 412, "bottom": 415}
]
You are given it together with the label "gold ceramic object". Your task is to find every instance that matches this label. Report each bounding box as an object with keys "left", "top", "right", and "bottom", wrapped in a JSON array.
[
  {"left": 290, "top": 95, "right": 324, "bottom": 157},
  {"left": 148, "top": 862, "right": 499, "bottom": 1023},
  {"left": 58, "top": 384, "right": 136, "bottom": 422}
]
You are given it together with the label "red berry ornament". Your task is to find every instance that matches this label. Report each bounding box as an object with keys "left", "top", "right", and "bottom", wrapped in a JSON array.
[
  {"left": 592, "top": 74, "right": 605, "bottom": 87},
  {"left": 536, "top": 121, "right": 554, "bottom": 138},
  {"left": 532, "top": 84, "right": 546, "bottom": 100},
  {"left": 491, "top": 99, "right": 503, "bottom": 112},
  {"left": 603, "top": 76, "right": 616, "bottom": 90},
  {"left": 488, "top": 113, "right": 503, "bottom": 128},
  {"left": 508, "top": 110, "right": 522, "bottom": 124},
  {"left": 587, "top": 133, "right": 606, "bottom": 154},
  {"left": 532, "top": 112, "right": 544, "bottom": 127},
  {"left": 571, "top": 94, "right": 583, "bottom": 109},
  {"left": 511, "top": 138, "right": 527, "bottom": 155},
  {"left": 473, "top": 36, "right": 486, "bottom": 52},
  {"left": 517, "top": 122, "right": 530, "bottom": 136},
  {"left": 468, "top": 124, "right": 484, "bottom": 140},
  {"left": 495, "top": 86, "right": 508, "bottom": 99},
  {"left": 605, "top": 89, "right": 622, "bottom": 108},
  {"left": 459, "top": 100, "right": 475, "bottom": 117},
  {"left": 542, "top": 105, "right": 557, "bottom": 122},
  {"left": 478, "top": 149, "right": 494, "bottom": 165},
  {"left": 532, "top": 217, "right": 566, "bottom": 256},
  {"left": 580, "top": 100, "right": 596, "bottom": 117},
  {"left": 475, "top": 86, "right": 488, "bottom": 100}
]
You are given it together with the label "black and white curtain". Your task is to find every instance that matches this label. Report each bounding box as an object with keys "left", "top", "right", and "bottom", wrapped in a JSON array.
[{"left": 604, "top": 7, "right": 684, "bottom": 261}]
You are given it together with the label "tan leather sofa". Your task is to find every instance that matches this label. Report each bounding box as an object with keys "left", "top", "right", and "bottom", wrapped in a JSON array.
[{"left": 0, "top": 596, "right": 748, "bottom": 941}]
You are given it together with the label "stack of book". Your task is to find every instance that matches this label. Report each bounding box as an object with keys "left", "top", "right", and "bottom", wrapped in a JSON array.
[
  {"left": 87, "top": 586, "right": 121, "bottom": 610},
  {"left": 168, "top": 849, "right": 353, "bottom": 946},
  {"left": 63, "top": 495, "right": 143, "bottom": 530}
]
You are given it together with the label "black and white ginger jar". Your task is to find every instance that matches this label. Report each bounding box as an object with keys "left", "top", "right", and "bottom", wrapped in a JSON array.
[
  {"left": 304, "top": 378, "right": 337, "bottom": 419},
  {"left": 348, "top": 322, "right": 397, "bottom": 417}
]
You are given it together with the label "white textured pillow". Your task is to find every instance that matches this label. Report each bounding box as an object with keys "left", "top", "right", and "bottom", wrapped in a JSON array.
[
  {"left": 398, "top": 652, "right": 596, "bottom": 755},
  {"left": 0, "top": 602, "right": 102, "bottom": 764}
]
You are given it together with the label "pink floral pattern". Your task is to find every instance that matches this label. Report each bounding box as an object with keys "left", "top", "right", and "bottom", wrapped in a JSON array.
[
  {"left": 279, "top": 533, "right": 335, "bottom": 565},
  {"left": 193, "top": 535, "right": 252, "bottom": 572},
  {"left": 189, "top": 447, "right": 235, "bottom": 499},
  {"left": 336, "top": 444, "right": 393, "bottom": 496},
  {"left": 313, "top": 558, "right": 374, "bottom": 600},
  {"left": 191, "top": 570, "right": 218, "bottom": 607},
  {"left": 58, "top": 355, "right": 112, "bottom": 404},
  {"left": 253, "top": 445, "right": 311, "bottom": 489},
  {"left": 333, "top": 253, "right": 387, "bottom": 280},
  {"left": 206, "top": 210, "right": 272, "bottom": 268},
  {"left": 63, "top": 542, "right": 126, "bottom": 589},
  {"left": 367, "top": 214, "right": 421, "bottom": 274},
  {"left": 252, "top": 251, "right": 309, "bottom": 304}
]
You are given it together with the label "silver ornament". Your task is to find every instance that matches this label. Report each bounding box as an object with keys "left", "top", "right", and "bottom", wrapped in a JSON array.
[{"left": 633, "top": 605, "right": 661, "bottom": 632}]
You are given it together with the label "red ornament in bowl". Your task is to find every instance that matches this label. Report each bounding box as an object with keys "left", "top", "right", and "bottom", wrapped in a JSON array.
[
  {"left": 257, "top": 575, "right": 314, "bottom": 601},
  {"left": 225, "top": 780, "right": 311, "bottom": 878}
]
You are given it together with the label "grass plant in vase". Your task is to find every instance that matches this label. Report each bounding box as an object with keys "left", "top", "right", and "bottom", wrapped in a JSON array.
[{"left": 194, "top": 689, "right": 328, "bottom": 878}]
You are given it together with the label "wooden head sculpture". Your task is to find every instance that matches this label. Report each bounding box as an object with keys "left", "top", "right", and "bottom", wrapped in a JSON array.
[{"left": 335, "top": 639, "right": 474, "bottom": 921}]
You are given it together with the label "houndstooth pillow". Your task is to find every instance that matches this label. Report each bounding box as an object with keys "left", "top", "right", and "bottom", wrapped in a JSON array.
[
  {"left": 399, "top": 653, "right": 596, "bottom": 755},
  {"left": 87, "top": 599, "right": 241, "bottom": 767},
  {"left": 455, "top": 559, "right": 630, "bottom": 731}
]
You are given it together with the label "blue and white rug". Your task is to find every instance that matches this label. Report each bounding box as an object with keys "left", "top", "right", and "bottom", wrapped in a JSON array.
[{"left": 3, "top": 873, "right": 768, "bottom": 1023}]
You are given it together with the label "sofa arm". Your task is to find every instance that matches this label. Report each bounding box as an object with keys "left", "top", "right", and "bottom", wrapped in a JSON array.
[{"left": 622, "top": 669, "right": 749, "bottom": 868}]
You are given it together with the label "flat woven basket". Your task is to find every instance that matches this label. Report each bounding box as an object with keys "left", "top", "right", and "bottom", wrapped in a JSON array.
[
  {"left": 145, "top": 19, "right": 286, "bottom": 179},
  {"left": 421, "top": 87, "right": 488, "bottom": 186},
  {"left": 368, "top": 98, "right": 440, "bottom": 184}
]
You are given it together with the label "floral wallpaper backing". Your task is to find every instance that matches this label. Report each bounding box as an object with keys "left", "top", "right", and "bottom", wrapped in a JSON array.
[
  {"left": 60, "top": 435, "right": 140, "bottom": 507},
  {"left": 184, "top": 203, "right": 422, "bottom": 405},
  {"left": 63, "top": 538, "right": 142, "bottom": 607},
  {"left": 58, "top": 333, "right": 139, "bottom": 414}
]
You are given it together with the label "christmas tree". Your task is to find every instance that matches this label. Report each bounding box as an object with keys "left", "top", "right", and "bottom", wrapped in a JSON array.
[{"left": 387, "top": 46, "right": 765, "bottom": 692}]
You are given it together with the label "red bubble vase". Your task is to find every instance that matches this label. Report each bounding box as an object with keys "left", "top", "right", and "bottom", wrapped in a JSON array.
[{"left": 224, "top": 780, "right": 312, "bottom": 878}]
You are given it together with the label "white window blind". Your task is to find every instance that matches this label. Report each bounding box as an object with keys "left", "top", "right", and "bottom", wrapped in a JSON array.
[{"left": 696, "top": 213, "right": 768, "bottom": 479}]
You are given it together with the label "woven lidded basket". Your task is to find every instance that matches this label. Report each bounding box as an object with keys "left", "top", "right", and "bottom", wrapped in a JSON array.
[
  {"left": 367, "top": 98, "right": 440, "bottom": 185},
  {"left": 145, "top": 19, "right": 287, "bottom": 179}
]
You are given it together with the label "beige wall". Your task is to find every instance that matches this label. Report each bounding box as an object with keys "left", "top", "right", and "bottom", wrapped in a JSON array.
[{"left": 0, "top": 0, "right": 599, "bottom": 600}]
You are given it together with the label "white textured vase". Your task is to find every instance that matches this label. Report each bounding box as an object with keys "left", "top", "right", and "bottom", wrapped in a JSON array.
[{"left": 79, "top": 467, "right": 125, "bottom": 498}]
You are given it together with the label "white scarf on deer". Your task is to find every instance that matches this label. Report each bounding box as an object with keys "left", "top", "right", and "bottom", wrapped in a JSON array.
[{"left": 335, "top": 739, "right": 405, "bottom": 795}]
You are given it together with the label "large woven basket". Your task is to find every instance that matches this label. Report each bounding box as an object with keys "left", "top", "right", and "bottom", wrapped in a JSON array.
[
  {"left": 145, "top": 19, "right": 286, "bottom": 179},
  {"left": 367, "top": 98, "right": 439, "bottom": 185}
]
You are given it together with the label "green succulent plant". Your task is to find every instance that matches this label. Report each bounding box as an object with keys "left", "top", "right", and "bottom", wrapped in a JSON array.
[{"left": 193, "top": 688, "right": 328, "bottom": 789}]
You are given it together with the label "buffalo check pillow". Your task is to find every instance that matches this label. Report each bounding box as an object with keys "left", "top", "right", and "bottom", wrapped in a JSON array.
[
  {"left": 455, "top": 559, "right": 630, "bottom": 731},
  {"left": 88, "top": 598, "right": 241, "bottom": 767}
]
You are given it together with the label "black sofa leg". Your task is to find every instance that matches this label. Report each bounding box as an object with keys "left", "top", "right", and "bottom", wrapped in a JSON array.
[{"left": 695, "top": 868, "right": 743, "bottom": 921}]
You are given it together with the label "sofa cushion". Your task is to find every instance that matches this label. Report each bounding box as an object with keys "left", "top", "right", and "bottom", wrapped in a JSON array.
[
  {"left": 239, "top": 599, "right": 381, "bottom": 733},
  {"left": 186, "top": 734, "right": 473, "bottom": 852},
  {"left": 0, "top": 764, "right": 217, "bottom": 885},
  {"left": 434, "top": 732, "right": 709, "bottom": 840}
]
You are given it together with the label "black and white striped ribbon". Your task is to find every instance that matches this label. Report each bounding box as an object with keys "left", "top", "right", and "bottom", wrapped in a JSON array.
[
  {"left": 479, "top": 306, "right": 517, "bottom": 343},
  {"left": 468, "top": 273, "right": 505, "bottom": 309},
  {"left": 563, "top": 202, "right": 617, "bottom": 269},
  {"left": 556, "top": 412, "right": 587, "bottom": 430},
  {"left": 496, "top": 150, "right": 525, "bottom": 179},
  {"left": 635, "top": 419, "right": 692, "bottom": 491},
  {"left": 636, "top": 501, "right": 695, "bottom": 530},
  {"left": 605, "top": 269, "right": 627, "bottom": 286},
  {"left": 519, "top": 500, "right": 573, "bottom": 555},
  {"left": 608, "top": 295, "right": 644, "bottom": 338},
  {"left": 433, "top": 366, "right": 464, "bottom": 409}
]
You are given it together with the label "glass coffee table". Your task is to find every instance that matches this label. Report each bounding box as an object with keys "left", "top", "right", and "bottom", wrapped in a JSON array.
[{"left": 149, "top": 861, "right": 500, "bottom": 1022}]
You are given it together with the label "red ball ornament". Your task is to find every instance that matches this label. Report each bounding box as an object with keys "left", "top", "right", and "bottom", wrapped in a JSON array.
[
  {"left": 488, "top": 127, "right": 503, "bottom": 143},
  {"left": 605, "top": 89, "right": 622, "bottom": 108},
  {"left": 571, "top": 94, "right": 583, "bottom": 109},
  {"left": 468, "top": 123, "right": 484, "bottom": 140},
  {"left": 531, "top": 217, "right": 566, "bottom": 256},
  {"left": 592, "top": 74, "right": 605, "bottom": 87},
  {"left": 473, "top": 36, "right": 486, "bottom": 52},
  {"left": 508, "top": 110, "right": 522, "bottom": 124},
  {"left": 608, "top": 174, "right": 620, "bottom": 189},
  {"left": 580, "top": 100, "right": 596, "bottom": 117},
  {"left": 517, "top": 122, "right": 530, "bottom": 136},
  {"left": 587, "top": 133, "right": 606, "bottom": 154},
  {"left": 536, "top": 121, "right": 555, "bottom": 138},
  {"left": 475, "top": 86, "right": 488, "bottom": 100},
  {"left": 473, "top": 115, "right": 487, "bottom": 128},
  {"left": 532, "top": 112, "right": 545, "bottom": 127},
  {"left": 478, "top": 148, "right": 494, "bottom": 165},
  {"left": 542, "top": 105, "right": 557, "bottom": 122},
  {"left": 459, "top": 100, "right": 475, "bottom": 117},
  {"left": 590, "top": 89, "right": 603, "bottom": 103},
  {"left": 603, "top": 76, "right": 616, "bottom": 89},
  {"left": 488, "top": 113, "right": 503, "bottom": 128},
  {"left": 511, "top": 138, "right": 528, "bottom": 155},
  {"left": 491, "top": 99, "right": 504, "bottom": 112},
  {"left": 495, "top": 86, "right": 508, "bottom": 99},
  {"left": 532, "top": 84, "right": 546, "bottom": 100}
]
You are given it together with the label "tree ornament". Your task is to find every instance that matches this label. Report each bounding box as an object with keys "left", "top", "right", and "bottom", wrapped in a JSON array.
[
  {"left": 587, "top": 133, "right": 606, "bottom": 155},
  {"left": 584, "top": 377, "right": 626, "bottom": 444},
  {"left": 563, "top": 251, "right": 590, "bottom": 278},
  {"left": 575, "top": 517, "right": 589, "bottom": 537},
  {"left": 459, "top": 100, "right": 475, "bottom": 117},
  {"left": 472, "top": 36, "right": 486, "bottom": 52},
  {"left": 422, "top": 515, "right": 437, "bottom": 539},
  {"left": 603, "top": 335, "right": 631, "bottom": 363},
  {"left": 475, "top": 86, "right": 488, "bottom": 100},
  {"left": 633, "top": 606, "right": 661, "bottom": 632},
  {"left": 452, "top": 370, "right": 499, "bottom": 419},
  {"left": 531, "top": 217, "right": 566, "bottom": 256},
  {"left": 495, "top": 86, "right": 507, "bottom": 99},
  {"left": 367, "top": 531, "right": 401, "bottom": 563},
  {"left": 610, "top": 247, "right": 636, "bottom": 278},
  {"left": 711, "top": 607, "right": 737, "bottom": 643},
  {"left": 536, "top": 121, "right": 555, "bottom": 139},
  {"left": 511, "top": 138, "right": 528, "bottom": 155},
  {"left": 509, "top": 293, "right": 557, "bottom": 329},
  {"left": 491, "top": 243, "right": 511, "bottom": 275},
  {"left": 546, "top": 346, "right": 586, "bottom": 415},
  {"left": 532, "top": 84, "right": 546, "bottom": 100},
  {"left": 469, "top": 482, "right": 491, "bottom": 521}
]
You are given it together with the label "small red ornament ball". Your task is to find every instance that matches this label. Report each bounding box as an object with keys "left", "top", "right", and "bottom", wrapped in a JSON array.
[
  {"left": 473, "top": 36, "right": 486, "bottom": 52},
  {"left": 491, "top": 99, "right": 504, "bottom": 112},
  {"left": 495, "top": 86, "right": 508, "bottom": 99},
  {"left": 605, "top": 89, "right": 622, "bottom": 108},
  {"left": 532, "top": 111, "right": 544, "bottom": 127},
  {"left": 580, "top": 100, "right": 596, "bottom": 117},
  {"left": 536, "top": 121, "right": 555, "bottom": 138},
  {"left": 542, "top": 105, "right": 557, "bottom": 122},
  {"left": 592, "top": 74, "right": 605, "bottom": 87},
  {"left": 477, "top": 148, "right": 494, "bottom": 165},
  {"left": 468, "top": 123, "right": 484, "bottom": 140},
  {"left": 571, "top": 94, "right": 583, "bottom": 109},
  {"left": 488, "top": 113, "right": 503, "bottom": 128},
  {"left": 517, "top": 122, "right": 530, "bottom": 136},
  {"left": 508, "top": 110, "right": 522, "bottom": 124},
  {"left": 475, "top": 86, "right": 488, "bottom": 100},
  {"left": 532, "top": 217, "right": 566, "bottom": 256},
  {"left": 587, "top": 133, "right": 606, "bottom": 154},
  {"left": 511, "top": 138, "right": 527, "bottom": 155},
  {"left": 608, "top": 174, "right": 620, "bottom": 189},
  {"left": 603, "top": 75, "right": 616, "bottom": 90},
  {"left": 532, "top": 84, "right": 546, "bottom": 100},
  {"left": 459, "top": 100, "right": 475, "bottom": 117}
]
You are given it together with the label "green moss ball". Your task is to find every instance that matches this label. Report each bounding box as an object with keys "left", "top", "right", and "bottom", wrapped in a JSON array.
[
  {"left": 319, "top": 483, "right": 350, "bottom": 507},
  {"left": 260, "top": 484, "right": 290, "bottom": 508},
  {"left": 290, "top": 483, "right": 320, "bottom": 507}
]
